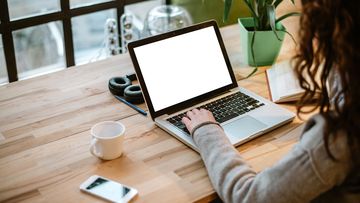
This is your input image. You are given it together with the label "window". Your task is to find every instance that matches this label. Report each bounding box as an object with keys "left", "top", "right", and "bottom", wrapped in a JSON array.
[
  {"left": 13, "top": 21, "right": 65, "bottom": 80},
  {"left": 70, "top": 0, "right": 113, "bottom": 9},
  {"left": 8, "top": 0, "right": 60, "bottom": 20},
  {"left": 72, "top": 9, "right": 116, "bottom": 65},
  {"left": 0, "top": 0, "right": 167, "bottom": 83},
  {"left": 0, "top": 34, "right": 8, "bottom": 84}
]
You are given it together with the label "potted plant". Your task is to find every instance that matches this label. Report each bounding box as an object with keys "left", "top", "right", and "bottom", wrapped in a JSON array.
[{"left": 224, "top": 0, "right": 300, "bottom": 76}]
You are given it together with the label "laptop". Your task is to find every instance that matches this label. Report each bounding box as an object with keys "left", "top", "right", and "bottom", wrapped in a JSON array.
[{"left": 128, "top": 20, "right": 295, "bottom": 152}]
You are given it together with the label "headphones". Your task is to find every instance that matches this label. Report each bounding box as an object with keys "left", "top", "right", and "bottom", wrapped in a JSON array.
[{"left": 108, "top": 75, "right": 144, "bottom": 104}]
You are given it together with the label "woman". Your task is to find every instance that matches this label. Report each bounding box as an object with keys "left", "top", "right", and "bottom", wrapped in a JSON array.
[{"left": 182, "top": 0, "right": 360, "bottom": 202}]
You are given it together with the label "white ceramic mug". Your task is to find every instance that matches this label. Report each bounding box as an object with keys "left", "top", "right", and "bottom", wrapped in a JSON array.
[{"left": 90, "top": 121, "right": 125, "bottom": 160}]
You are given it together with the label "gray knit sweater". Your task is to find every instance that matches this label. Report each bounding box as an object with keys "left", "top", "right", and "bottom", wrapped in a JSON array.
[{"left": 193, "top": 114, "right": 360, "bottom": 202}]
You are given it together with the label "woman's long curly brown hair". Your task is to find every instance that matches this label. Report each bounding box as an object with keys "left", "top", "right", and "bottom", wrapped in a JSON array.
[{"left": 294, "top": 0, "right": 360, "bottom": 165}]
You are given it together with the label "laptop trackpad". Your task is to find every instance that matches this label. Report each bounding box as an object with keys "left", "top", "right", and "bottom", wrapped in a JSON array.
[{"left": 223, "top": 116, "right": 267, "bottom": 141}]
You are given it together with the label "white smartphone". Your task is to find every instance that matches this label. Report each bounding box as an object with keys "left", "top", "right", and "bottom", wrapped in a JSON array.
[{"left": 80, "top": 175, "right": 138, "bottom": 203}]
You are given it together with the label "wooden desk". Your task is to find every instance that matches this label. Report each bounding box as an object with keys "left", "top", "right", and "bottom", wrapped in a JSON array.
[{"left": 0, "top": 18, "right": 306, "bottom": 202}]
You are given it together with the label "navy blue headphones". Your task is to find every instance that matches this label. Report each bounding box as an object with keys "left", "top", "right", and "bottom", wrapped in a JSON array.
[{"left": 108, "top": 74, "right": 144, "bottom": 104}]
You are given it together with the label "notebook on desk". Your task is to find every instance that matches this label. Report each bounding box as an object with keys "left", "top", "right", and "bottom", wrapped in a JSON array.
[
  {"left": 128, "top": 20, "right": 295, "bottom": 152},
  {"left": 266, "top": 60, "right": 320, "bottom": 103}
]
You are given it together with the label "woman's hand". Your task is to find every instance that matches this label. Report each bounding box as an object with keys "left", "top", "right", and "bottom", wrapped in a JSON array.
[{"left": 182, "top": 108, "right": 216, "bottom": 133}]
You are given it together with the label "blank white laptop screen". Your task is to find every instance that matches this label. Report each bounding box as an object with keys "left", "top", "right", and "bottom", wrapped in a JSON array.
[{"left": 133, "top": 27, "right": 233, "bottom": 112}]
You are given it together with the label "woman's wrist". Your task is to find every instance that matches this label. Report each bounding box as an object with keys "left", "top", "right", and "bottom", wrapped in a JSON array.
[{"left": 190, "top": 121, "right": 223, "bottom": 138}]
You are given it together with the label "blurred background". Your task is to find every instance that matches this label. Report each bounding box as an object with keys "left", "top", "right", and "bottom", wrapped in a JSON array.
[{"left": 0, "top": 0, "right": 250, "bottom": 84}]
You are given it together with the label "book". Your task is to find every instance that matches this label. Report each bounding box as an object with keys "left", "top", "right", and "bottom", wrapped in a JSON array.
[{"left": 266, "top": 60, "right": 305, "bottom": 103}]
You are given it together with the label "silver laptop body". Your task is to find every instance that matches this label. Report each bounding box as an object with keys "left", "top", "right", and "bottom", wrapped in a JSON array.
[{"left": 128, "top": 21, "right": 295, "bottom": 152}]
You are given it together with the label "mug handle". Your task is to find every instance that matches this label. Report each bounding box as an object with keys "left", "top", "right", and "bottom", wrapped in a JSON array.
[{"left": 90, "top": 138, "right": 103, "bottom": 158}]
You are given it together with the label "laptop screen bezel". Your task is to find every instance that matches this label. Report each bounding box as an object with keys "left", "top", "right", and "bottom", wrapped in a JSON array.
[{"left": 128, "top": 20, "right": 238, "bottom": 120}]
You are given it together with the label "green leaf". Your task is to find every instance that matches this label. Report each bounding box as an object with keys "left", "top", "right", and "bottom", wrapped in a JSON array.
[
  {"left": 247, "top": 30, "right": 258, "bottom": 78},
  {"left": 246, "top": 66, "right": 258, "bottom": 78},
  {"left": 223, "top": 0, "right": 233, "bottom": 22},
  {"left": 242, "top": 0, "right": 259, "bottom": 28},
  {"left": 243, "top": 0, "right": 258, "bottom": 18},
  {"left": 273, "top": 0, "right": 282, "bottom": 8},
  {"left": 275, "top": 12, "right": 301, "bottom": 23},
  {"left": 282, "top": 29, "right": 297, "bottom": 44},
  {"left": 274, "top": 0, "right": 295, "bottom": 8},
  {"left": 258, "top": 0, "right": 265, "bottom": 11},
  {"left": 267, "top": 4, "right": 282, "bottom": 41},
  {"left": 248, "top": 0, "right": 255, "bottom": 11}
]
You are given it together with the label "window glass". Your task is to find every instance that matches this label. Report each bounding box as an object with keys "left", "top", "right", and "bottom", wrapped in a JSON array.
[
  {"left": 13, "top": 21, "right": 66, "bottom": 80},
  {"left": 0, "top": 35, "right": 9, "bottom": 84},
  {"left": 120, "top": 0, "right": 163, "bottom": 52},
  {"left": 70, "top": 0, "right": 113, "bottom": 8},
  {"left": 8, "top": 0, "right": 60, "bottom": 20},
  {"left": 72, "top": 9, "right": 116, "bottom": 65},
  {"left": 125, "top": 0, "right": 164, "bottom": 23}
]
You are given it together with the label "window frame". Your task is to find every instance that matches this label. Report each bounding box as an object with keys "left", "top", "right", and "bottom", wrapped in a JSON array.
[{"left": 0, "top": 0, "right": 168, "bottom": 82}]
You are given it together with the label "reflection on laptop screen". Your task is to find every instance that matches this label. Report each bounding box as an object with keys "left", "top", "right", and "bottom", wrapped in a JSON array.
[{"left": 133, "top": 27, "right": 232, "bottom": 112}]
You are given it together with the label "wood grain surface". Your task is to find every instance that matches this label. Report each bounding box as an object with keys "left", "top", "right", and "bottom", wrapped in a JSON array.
[{"left": 0, "top": 4, "right": 307, "bottom": 202}]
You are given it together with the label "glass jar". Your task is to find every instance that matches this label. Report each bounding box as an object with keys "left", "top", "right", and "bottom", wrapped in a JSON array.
[{"left": 143, "top": 5, "right": 192, "bottom": 37}]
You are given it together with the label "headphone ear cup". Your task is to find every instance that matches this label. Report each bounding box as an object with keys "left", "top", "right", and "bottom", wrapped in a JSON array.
[
  {"left": 123, "top": 85, "right": 144, "bottom": 104},
  {"left": 108, "top": 77, "right": 132, "bottom": 96}
]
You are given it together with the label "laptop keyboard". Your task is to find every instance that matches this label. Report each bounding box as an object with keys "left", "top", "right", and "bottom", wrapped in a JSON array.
[{"left": 166, "top": 92, "right": 264, "bottom": 135}]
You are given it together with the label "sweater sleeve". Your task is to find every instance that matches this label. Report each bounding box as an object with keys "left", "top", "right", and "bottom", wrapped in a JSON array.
[{"left": 193, "top": 116, "right": 351, "bottom": 203}]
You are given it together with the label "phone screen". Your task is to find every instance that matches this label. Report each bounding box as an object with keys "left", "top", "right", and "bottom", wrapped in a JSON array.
[{"left": 85, "top": 177, "right": 131, "bottom": 202}]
